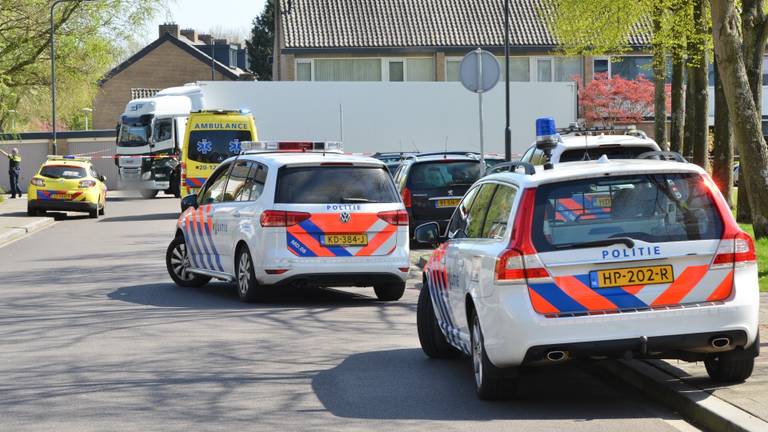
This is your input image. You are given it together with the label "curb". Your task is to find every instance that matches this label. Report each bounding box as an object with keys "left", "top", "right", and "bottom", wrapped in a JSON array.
[
  {"left": 596, "top": 359, "right": 768, "bottom": 432},
  {"left": 0, "top": 217, "right": 55, "bottom": 247}
]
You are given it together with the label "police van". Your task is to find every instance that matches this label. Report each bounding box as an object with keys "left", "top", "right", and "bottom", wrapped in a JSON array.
[
  {"left": 166, "top": 141, "right": 410, "bottom": 302},
  {"left": 415, "top": 119, "right": 760, "bottom": 400}
]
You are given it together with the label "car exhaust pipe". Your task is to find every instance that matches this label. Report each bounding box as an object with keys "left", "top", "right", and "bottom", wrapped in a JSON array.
[
  {"left": 711, "top": 337, "right": 731, "bottom": 349},
  {"left": 546, "top": 350, "right": 567, "bottom": 362}
]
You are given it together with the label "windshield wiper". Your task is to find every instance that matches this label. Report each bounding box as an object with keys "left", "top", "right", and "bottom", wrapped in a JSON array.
[
  {"left": 554, "top": 237, "right": 636, "bottom": 250},
  {"left": 340, "top": 197, "right": 375, "bottom": 203}
]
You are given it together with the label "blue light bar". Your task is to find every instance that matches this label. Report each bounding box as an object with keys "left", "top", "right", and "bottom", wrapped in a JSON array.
[{"left": 536, "top": 117, "right": 557, "bottom": 141}]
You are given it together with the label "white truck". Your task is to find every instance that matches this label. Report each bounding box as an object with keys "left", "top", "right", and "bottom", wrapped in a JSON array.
[{"left": 115, "top": 86, "right": 203, "bottom": 198}]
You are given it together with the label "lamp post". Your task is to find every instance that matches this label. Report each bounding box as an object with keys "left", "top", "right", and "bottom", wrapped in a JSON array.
[
  {"left": 504, "top": 0, "right": 511, "bottom": 161},
  {"left": 82, "top": 107, "right": 93, "bottom": 130},
  {"left": 51, "top": 0, "right": 94, "bottom": 154}
]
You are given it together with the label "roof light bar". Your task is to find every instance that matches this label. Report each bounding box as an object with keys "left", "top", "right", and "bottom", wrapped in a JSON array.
[{"left": 240, "top": 141, "right": 344, "bottom": 154}]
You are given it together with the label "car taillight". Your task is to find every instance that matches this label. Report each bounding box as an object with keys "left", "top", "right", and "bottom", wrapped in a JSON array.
[
  {"left": 79, "top": 180, "right": 96, "bottom": 188},
  {"left": 711, "top": 231, "right": 756, "bottom": 269},
  {"left": 377, "top": 209, "right": 409, "bottom": 226},
  {"left": 495, "top": 188, "right": 551, "bottom": 282},
  {"left": 260, "top": 210, "right": 311, "bottom": 227},
  {"left": 401, "top": 187, "right": 412, "bottom": 208},
  {"left": 31, "top": 178, "right": 45, "bottom": 187}
]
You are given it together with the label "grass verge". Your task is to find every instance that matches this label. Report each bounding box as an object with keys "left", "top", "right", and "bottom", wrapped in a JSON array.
[{"left": 733, "top": 188, "right": 768, "bottom": 291}]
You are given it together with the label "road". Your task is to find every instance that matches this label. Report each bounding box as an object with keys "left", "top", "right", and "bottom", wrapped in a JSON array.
[{"left": 0, "top": 193, "right": 696, "bottom": 431}]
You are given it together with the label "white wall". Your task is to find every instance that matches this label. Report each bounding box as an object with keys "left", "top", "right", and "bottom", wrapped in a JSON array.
[
  {"left": 707, "top": 85, "right": 768, "bottom": 125},
  {"left": 196, "top": 81, "right": 578, "bottom": 155}
]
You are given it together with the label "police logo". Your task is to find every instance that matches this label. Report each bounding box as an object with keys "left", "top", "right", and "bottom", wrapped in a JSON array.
[{"left": 340, "top": 212, "right": 351, "bottom": 223}]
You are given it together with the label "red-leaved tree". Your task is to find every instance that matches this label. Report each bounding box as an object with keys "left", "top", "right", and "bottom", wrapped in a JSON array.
[{"left": 579, "top": 73, "right": 669, "bottom": 127}]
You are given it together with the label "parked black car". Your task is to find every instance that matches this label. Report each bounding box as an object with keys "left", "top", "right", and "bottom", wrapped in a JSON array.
[
  {"left": 371, "top": 152, "right": 415, "bottom": 176},
  {"left": 393, "top": 153, "right": 482, "bottom": 238}
]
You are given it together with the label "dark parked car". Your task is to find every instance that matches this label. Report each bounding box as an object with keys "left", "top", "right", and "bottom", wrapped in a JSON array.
[
  {"left": 393, "top": 153, "right": 482, "bottom": 238},
  {"left": 371, "top": 152, "right": 415, "bottom": 176}
]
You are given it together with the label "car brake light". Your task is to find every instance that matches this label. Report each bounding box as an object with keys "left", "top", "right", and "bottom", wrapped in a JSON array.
[
  {"left": 260, "top": 210, "right": 311, "bottom": 227},
  {"left": 79, "top": 180, "right": 96, "bottom": 188},
  {"left": 320, "top": 162, "right": 354, "bottom": 166},
  {"left": 495, "top": 188, "right": 551, "bottom": 282},
  {"left": 265, "top": 269, "right": 289, "bottom": 275},
  {"left": 31, "top": 178, "right": 45, "bottom": 187},
  {"left": 401, "top": 187, "right": 412, "bottom": 208},
  {"left": 377, "top": 209, "right": 409, "bottom": 225},
  {"left": 711, "top": 231, "right": 756, "bottom": 269}
]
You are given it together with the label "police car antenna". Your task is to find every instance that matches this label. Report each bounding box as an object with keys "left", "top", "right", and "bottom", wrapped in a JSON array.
[{"left": 443, "top": 136, "right": 448, "bottom": 159}]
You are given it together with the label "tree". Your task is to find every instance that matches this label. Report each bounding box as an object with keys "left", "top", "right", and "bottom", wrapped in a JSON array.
[
  {"left": 712, "top": 51, "right": 734, "bottom": 205},
  {"left": 246, "top": 0, "right": 274, "bottom": 81},
  {"left": 579, "top": 74, "right": 659, "bottom": 126},
  {"left": 689, "top": 0, "right": 710, "bottom": 170},
  {"left": 0, "top": 0, "right": 162, "bottom": 132},
  {"left": 711, "top": 0, "right": 768, "bottom": 238}
]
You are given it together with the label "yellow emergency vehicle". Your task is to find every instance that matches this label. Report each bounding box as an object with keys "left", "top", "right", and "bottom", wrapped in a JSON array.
[
  {"left": 180, "top": 110, "right": 257, "bottom": 199},
  {"left": 27, "top": 155, "right": 107, "bottom": 218}
]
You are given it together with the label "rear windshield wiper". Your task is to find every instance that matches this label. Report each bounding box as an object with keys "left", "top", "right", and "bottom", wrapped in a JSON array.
[
  {"left": 340, "top": 197, "right": 375, "bottom": 203},
  {"left": 553, "top": 237, "right": 636, "bottom": 250}
]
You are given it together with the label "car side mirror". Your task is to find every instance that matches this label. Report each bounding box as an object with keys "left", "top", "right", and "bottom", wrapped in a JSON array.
[
  {"left": 414, "top": 222, "right": 441, "bottom": 248},
  {"left": 98, "top": 175, "right": 107, "bottom": 183},
  {"left": 181, "top": 194, "right": 198, "bottom": 211}
]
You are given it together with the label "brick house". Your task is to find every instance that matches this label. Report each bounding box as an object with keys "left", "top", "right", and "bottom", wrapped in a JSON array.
[
  {"left": 273, "top": 0, "right": 653, "bottom": 84},
  {"left": 92, "top": 24, "right": 252, "bottom": 129}
]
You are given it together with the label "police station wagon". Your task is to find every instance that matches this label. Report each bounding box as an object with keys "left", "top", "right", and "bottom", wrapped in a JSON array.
[
  {"left": 166, "top": 142, "right": 410, "bottom": 302},
  {"left": 415, "top": 155, "right": 760, "bottom": 400}
]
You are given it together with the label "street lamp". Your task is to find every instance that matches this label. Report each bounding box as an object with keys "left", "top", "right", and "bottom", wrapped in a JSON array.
[
  {"left": 81, "top": 107, "right": 93, "bottom": 130},
  {"left": 51, "top": 0, "right": 95, "bottom": 154},
  {"left": 504, "top": 0, "right": 511, "bottom": 161}
]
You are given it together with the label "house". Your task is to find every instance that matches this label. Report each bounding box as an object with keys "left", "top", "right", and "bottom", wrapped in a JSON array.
[
  {"left": 92, "top": 24, "right": 252, "bottom": 129},
  {"left": 273, "top": 0, "right": 654, "bottom": 83}
]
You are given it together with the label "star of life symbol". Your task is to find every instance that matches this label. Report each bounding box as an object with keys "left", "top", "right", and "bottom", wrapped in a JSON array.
[
  {"left": 196, "top": 139, "right": 213, "bottom": 155},
  {"left": 340, "top": 211, "right": 351, "bottom": 223},
  {"left": 228, "top": 139, "right": 241, "bottom": 153}
]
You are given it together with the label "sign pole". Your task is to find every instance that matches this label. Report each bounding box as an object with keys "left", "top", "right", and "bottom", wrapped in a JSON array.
[{"left": 475, "top": 48, "right": 486, "bottom": 176}]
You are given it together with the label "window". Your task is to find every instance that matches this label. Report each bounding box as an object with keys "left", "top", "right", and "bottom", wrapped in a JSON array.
[
  {"left": 187, "top": 130, "right": 252, "bottom": 164},
  {"left": 223, "top": 160, "right": 252, "bottom": 202},
  {"left": 198, "top": 163, "right": 232, "bottom": 205},
  {"left": 446, "top": 59, "right": 461, "bottom": 81},
  {"left": 153, "top": 118, "right": 173, "bottom": 142},
  {"left": 388, "top": 60, "right": 405, "bottom": 81},
  {"left": 315, "top": 59, "right": 382, "bottom": 81},
  {"left": 555, "top": 57, "right": 583, "bottom": 82},
  {"left": 559, "top": 146, "right": 656, "bottom": 162},
  {"left": 407, "top": 58, "right": 434, "bottom": 81},
  {"left": 407, "top": 161, "right": 481, "bottom": 189},
  {"left": 537, "top": 58, "right": 553, "bottom": 82},
  {"left": 448, "top": 185, "right": 481, "bottom": 238},
  {"left": 500, "top": 56, "right": 530, "bottom": 81},
  {"left": 594, "top": 58, "right": 609, "bottom": 76},
  {"left": 297, "top": 60, "right": 312, "bottom": 81},
  {"left": 465, "top": 184, "right": 497, "bottom": 238},
  {"left": 276, "top": 166, "right": 398, "bottom": 203},
  {"left": 481, "top": 185, "right": 517, "bottom": 239},
  {"left": 525, "top": 148, "right": 547, "bottom": 166},
  {"left": 40, "top": 165, "right": 86, "bottom": 179},
  {"left": 532, "top": 173, "right": 724, "bottom": 252},
  {"left": 612, "top": 56, "right": 653, "bottom": 80}
]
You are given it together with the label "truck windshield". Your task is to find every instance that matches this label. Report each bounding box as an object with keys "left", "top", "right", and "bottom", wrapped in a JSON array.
[
  {"left": 187, "top": 130, "right": 252, "bottom": 164},
  {"left": 118, "top": 116, "right": 151, "bottom": 147}
]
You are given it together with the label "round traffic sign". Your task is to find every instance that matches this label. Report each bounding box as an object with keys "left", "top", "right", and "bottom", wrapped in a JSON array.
[{"left": 459, "top": 49, "right": 501, "bottom": 93}]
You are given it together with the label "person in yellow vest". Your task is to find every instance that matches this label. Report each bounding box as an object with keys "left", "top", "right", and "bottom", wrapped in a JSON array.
[{"left": 0, "top": 148, "right": 21, "bottom": 198}]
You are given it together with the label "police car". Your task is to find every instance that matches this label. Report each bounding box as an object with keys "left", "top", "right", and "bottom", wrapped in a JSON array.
[
  {"left": 415, "top": 121, "right": 759, "bottom": 400},
  {"left": 165, "top": 141, "right": 410, "bottom": 302}
]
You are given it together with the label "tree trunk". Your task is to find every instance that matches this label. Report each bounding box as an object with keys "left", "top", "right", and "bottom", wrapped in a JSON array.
[
  {"left": 691, "top": 0, "right": 710, "bottom": 170},
  {"left": 652, "top": 7, "right": 668, "bottom": 149},
  {"left": 712, "top": 52, "right": 734, "bottom": 206},
  {"left": 670, "top": 56, "right": 685, "bottom": 153},
  {"left": 712, "top": 0, "right": 768, "bottom": 238},
  {"left": 683, "top": 65, "right": 696, "bottom": 160}
]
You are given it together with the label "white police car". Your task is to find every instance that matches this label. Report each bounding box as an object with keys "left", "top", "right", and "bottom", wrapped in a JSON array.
[
  {"left": 166, "top": 141, "right": 410, "bottom": 302},
  {"left": 416, "top": 150, "right": 760, "bottom": 400}
]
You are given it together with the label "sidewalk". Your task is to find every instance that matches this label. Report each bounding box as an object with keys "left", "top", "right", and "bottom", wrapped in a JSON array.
[{"left": 0, "top": 194, "right": 56, "bottom": 247}]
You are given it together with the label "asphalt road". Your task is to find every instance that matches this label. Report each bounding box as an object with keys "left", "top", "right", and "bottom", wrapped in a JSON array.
[{"left": 0, "top": 193, "right": 697, "bottom": 431}]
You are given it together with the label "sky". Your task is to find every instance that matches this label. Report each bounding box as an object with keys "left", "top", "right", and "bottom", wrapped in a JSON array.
[{"left": 147, "top": 0, "right": 268, "bottom": 43}]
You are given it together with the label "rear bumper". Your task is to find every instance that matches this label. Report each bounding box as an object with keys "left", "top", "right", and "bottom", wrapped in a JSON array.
[
  {"left": 257, "top": 255, "right": 410, "bottom": 286},
  {"left": 270, "top": 272, "right": 406, "bottom": 288},
  {"left": 28, "top": 199, "right": 97, "bottom": 213}
]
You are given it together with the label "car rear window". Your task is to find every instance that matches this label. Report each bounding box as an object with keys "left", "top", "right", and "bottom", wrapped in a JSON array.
[
  {"left": 559, "top": 146, "right": 655, "bottom": 162},
  {"left": 187, "top": 130, "right": 252, "bottom": 164},
  {"left": 40, "top": 165, "right": 87, "bottom": 179},
  {"left": 408, "top": 160, "right": 481, "bottom": 189},
  {"left": 532, "top": 173, "right": 723, "bottom": 252},
  {"left": 275, "top": 165, "right": 399, "bottom": 204}
]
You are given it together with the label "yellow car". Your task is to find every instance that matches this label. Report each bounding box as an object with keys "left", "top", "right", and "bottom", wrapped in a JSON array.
[{"left": 27, "top": 155, "right": 108, "bottom": 218}]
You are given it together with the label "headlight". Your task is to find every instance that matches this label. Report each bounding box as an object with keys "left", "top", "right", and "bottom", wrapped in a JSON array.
[{"left": 142, "top": 171, "right": 152, "bottom": 180}]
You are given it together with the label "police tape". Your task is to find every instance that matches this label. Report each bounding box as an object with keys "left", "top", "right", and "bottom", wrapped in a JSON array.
[{"left": 71, "top": 154, "right": 179, "bottom": 160}]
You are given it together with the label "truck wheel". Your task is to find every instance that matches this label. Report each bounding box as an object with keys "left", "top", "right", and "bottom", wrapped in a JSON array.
[
  {"left": 705, "top": 337, "right": 758, "bottom": 383},
  {"left": 417, "top": 283, "right": 460, "bottom": 359},
  {"left": 373, "top": 281, "right": 405, "bottom": 301},
  {"left": 140, "top": 189, "right": 158, "bottom": 199},
  {"left": 236, "top": 245, "right": 266, "bottom": 302},
  {"left": 166, "top": 236, "right": 210, "bottom": 287},
  {"left": 471, "top": 313, "right": 517, "bottom": 400}
]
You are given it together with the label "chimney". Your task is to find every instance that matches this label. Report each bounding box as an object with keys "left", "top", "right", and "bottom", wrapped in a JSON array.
[
  {"left": 198, "top": 34, "right": 213, "bottom": 45},
  {"left": 180, "top": 28, "right": 198, "bottom": 43},
  {"left": 159, "top": 23, "right": 180, "bottom": 39},
  {"left": 214, "top": 38, "right": 229, "bottom": 46}
]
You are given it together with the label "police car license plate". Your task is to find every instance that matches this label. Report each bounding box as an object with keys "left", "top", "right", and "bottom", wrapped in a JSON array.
[
  {"left": 322, "top": 234, "right": 368, "bottom": 246},
  {"left": 436, "top": 198, "right": 461, "bottom": 208},
  {"left": 590, "top": 265, "right": 674, "bottom": 288}
]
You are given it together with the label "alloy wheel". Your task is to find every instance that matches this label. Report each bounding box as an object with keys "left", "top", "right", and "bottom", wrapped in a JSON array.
[
  {"left": 170, "top": 242, "right": 193, "bottom": 281},
  {"left": 238, "top": 252, "right": 251, "bottom": 295},
  {"left": 472, "top": 316, "right": 484, "bottom": 388}
]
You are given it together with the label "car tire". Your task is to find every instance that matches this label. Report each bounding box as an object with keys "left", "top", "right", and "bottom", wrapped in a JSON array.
[
  {"left": 236, "top": 245, "right": 265, "bottom": 302},
  {"left": 89, "top": 208, "right": 99, "bottom": 219},
  {"left": 99, "top": 200, "right": 105, "bottom": 216},
  {"left": 705, "top": 337, "right": 758, "bottom": 383},
  {"left": 417, "top": 283, "right": 461, "bottom": 359},
  {"left": 373, "top": 281, "right": 406, "bottom": 301},
  {"left": 27, "top": 206, "right": 39, "bottom": 217},
  {"left": 471, "top": 312, "right": 517, "bottom": 400},
  {"left": 166, "top": 236, "right": 211, "bottom": 287},
  {"left": 140, "top": 189, "right": 158, "bottom": 199}
]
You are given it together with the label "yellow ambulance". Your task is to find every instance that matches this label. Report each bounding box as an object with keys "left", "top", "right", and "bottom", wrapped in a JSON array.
[{"left": 180, "top": 110, "right": 258, "bottom": 198}]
